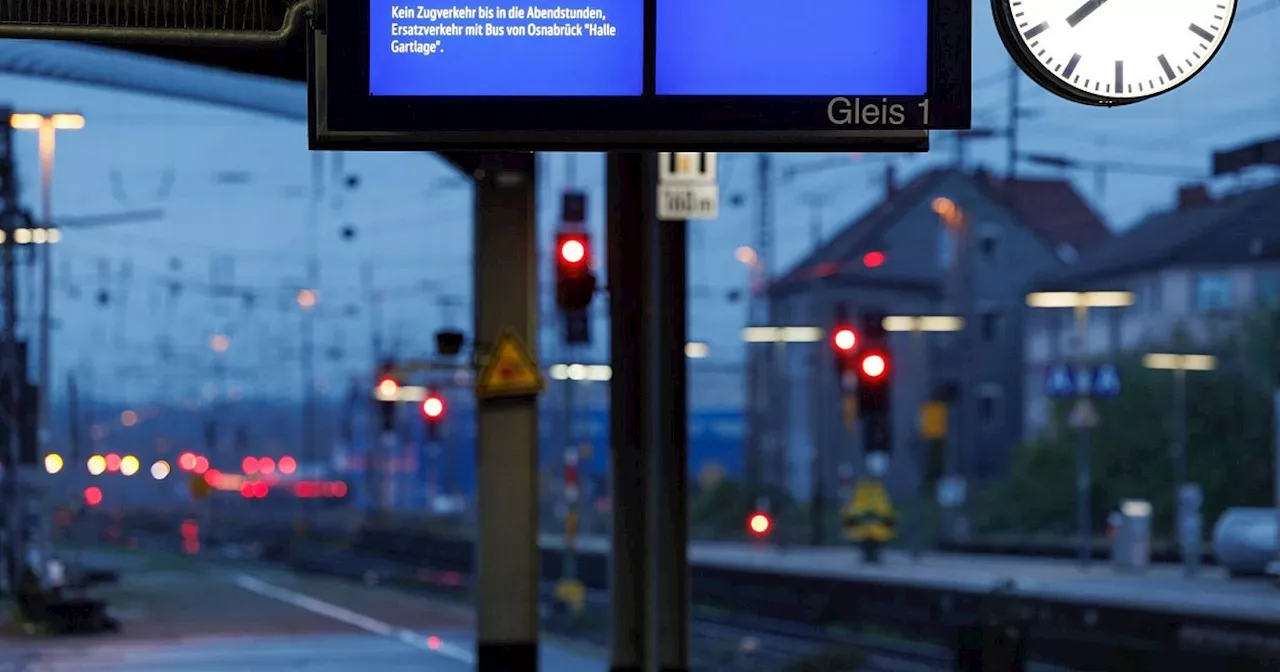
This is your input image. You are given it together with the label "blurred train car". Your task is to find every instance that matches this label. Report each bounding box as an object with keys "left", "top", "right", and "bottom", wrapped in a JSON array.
[{"left": 1212, "top": 508, "right": 1277, "bottom": 576}]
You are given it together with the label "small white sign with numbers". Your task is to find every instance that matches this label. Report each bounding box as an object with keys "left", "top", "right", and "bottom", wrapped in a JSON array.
[{"left": 657, "top": 152, "right": 719, "bottom": 221}]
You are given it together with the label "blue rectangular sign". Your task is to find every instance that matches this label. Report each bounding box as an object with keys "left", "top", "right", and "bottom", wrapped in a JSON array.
[
  {"left": 655, "top": 0, "right": 927, "bottom": 96},
  {"left": 369, "top": 1, "right": 645, "bottom": 96}
]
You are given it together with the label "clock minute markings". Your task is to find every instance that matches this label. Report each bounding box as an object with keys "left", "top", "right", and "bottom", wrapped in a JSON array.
[
  {"left": 1114, "top": 61, "right": 1124, "bottom": 94},
  {"left": 1023, "top": 21, "right": 1049, "bottom": 39},
  {"left": 1066, "top": 0, "right": 1109, "bottom": 27},
  {"left": 1063, "top": 53, "right": 1082, "bottom": 80},
  {"left": 1158, "top": 54, "right": 1176, "bottom": 81},
  {"left": 1188, "top": 23, "right": 1215, "bottom": 41}
]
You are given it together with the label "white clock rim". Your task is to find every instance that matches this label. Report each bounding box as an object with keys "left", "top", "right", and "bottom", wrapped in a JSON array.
[{"left": 989, "top": 0, "right": 1240, "bottom": 106}]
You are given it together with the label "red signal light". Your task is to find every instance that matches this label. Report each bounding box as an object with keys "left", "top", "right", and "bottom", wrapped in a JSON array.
[
  {"left": 422, "top": 395, "right": 445, "bottom": 420},
  {"left": 556, "top": 233, "right": 590, "bottom": 269},
  {"left": 748, "top": 512, "right": 772, "bottom": 536},
  {"left": 84, "top": 486, "right": 103, "bottom": 507},
  {"left": 203, "top": 469, "right": 221, "bottom": 487},
  {"left": 833, "top": 327, "right": 857, "bottom": 352},
  {"left": 259, "top": 457, "right": 276, "bottom": 474},
  {"left": 178, "top": 452, "right": 197, "bottom": 471},
  {"left": 862, "top": 250, "right": 886, "bottom": 268},
  {"left": 105, "top": 453, "right": 121, "bottom": 472},
  {"left": 560, "top": 239, "right": 585, "bottom": 263},
  {"left": 861, "top": 353, "right": 888, "bottom": 378},
  {"left": 193, "top": 455, "right": 209, "bottom": 475},
  {"left": 278, "top": 456, "right": 297, "bottom": 474},
  {"left": 242, "top": 456, "right": 259, "bottom": 474}
]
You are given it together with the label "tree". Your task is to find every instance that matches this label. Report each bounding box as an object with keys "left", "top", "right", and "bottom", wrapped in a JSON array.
[{"left": 977, "top": 313, "right": 1277, "bottom": 536}]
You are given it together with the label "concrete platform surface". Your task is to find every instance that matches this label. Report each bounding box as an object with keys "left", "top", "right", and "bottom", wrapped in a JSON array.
[{"left": 541, "top": 533, "right": 1280, "bottom": 621}]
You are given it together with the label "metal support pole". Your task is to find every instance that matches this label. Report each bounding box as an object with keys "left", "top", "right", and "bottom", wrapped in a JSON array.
[
  {"left": 1172, "top": 368, "right": 1189, "bottom": 571},
  {"left": 809, "top": 348, "right": 823, "bottom": 546},
  {"left": 606, "top": 151, "right": 650, "bottom": 672},
  {"left": 911, "top": 327, "right": 926, "bottom": 559},
  {"left": 473, "top": 153, "right": 540, "bottom": 671},
  {"left": 1073, "top": 304, "right": 1092, "bottom": 569},
  {"left": 36, "top": 126, "right": 52, "bottom": 466},
  {"left": 563, "top": 374, "right": 576, "bottom": 581},
  {"left": 301, "top": 153, "right": 321, "bottom": 521},
  {"left": 649, "top": 153, "right": 689, "bottom": 672},
  {"left": 1272, "top": 389, "right": 1280, "bottom": 579},
  {"left": 773, "top": 339, "right": 789, "bottom": 534},
  {"left": 0, "top": 113, "right": 23, "bottom": 594}
]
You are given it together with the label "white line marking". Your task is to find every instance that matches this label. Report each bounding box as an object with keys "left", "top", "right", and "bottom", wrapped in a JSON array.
[{"left": 231, "top": 573, "right": 476, "bottom": 665}]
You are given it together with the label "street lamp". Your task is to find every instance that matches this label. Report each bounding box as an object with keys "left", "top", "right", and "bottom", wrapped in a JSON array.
[
  {"left": 1143, "top": 352, "right": 1217, "bottom": 575},
  {"left": 9, "top": 112, "right": 84, "bottom": 466},
  {"left": 1026, "top": 289, "right": 1134, "bottom": 567},
  {"left": 882, "top": 315, "right": 965, "bottom": 557}
]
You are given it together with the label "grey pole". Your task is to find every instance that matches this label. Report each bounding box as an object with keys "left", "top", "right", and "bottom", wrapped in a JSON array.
[
  {"left": 1073, "top": 304, "right": 1092, "bottom": 569},
  {"left": 473, "top": 153, "right": 540, "bottom": 670},
  {"left": 1272, "top": 390, "right": 1280, "bottom": 580},
  {"left": 0, "top": 114, "right": 24, "bottom": 594},
  {"left": 809, "top": 348, "right": 824, "bottom": 546},
  {"left": 1172, "top": 367, "right": 1191, "bottom": 574},
  {"left": 562, "top": 360, "right": 576, "bottom": 581},
  {"left": 606, "top": 152, "right": 650, "bottom": 672},
  {"left": 911, "top": 326, "right": 926, "bottom": 559}
]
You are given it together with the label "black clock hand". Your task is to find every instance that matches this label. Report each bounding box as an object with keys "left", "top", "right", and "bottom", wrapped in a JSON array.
[{"left": 1065, "top": 0, "right": 1110, "bottom": 27}]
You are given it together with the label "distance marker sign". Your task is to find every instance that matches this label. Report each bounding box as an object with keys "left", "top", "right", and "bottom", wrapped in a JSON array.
[{"left": 309, "top": 0, "right": 972, "bottom": 150}]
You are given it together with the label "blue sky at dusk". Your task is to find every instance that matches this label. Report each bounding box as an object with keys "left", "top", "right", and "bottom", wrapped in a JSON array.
[{"left": 0, "top": 4, "right": 1275, "bottom": 405}]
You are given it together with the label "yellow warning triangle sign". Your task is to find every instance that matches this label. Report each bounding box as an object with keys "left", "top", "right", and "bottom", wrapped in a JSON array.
[{"left": 476, "top": 328, "right": 545, "bottom": 400}]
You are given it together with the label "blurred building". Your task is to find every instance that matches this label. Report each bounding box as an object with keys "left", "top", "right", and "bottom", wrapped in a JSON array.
[
  {"left": 764, "top": 167, "right": 1111, "bottom": 501},
  {"left": 1024, "top": 177, "right": 1280, "bottom": 440}
]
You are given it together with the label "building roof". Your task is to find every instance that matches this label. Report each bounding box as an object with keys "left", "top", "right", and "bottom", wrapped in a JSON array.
[
  {"left": 771, "top": 168, "right": 1112, "bottom": 294},
  {"left": 0, "top": 40, "right": 306, "bottom": 121},
  {"left": 1034, "top": 180, "right": 1280, "bottom": 289}
]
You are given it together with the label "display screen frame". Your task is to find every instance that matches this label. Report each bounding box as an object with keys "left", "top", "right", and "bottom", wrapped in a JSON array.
[{"left": 312, "top": 0, "right": 970, "bottom": 151}]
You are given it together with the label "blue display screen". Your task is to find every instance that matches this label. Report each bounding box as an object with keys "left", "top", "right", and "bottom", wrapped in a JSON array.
[
  {"left": 369, "top": 1, "right": 645, "bottom": 96},
  {"left": 655, "top": 0, "right": 928, "bottom": 96},
  {"left": 367, "top": 0, "right": 927, "bottom": 97}
]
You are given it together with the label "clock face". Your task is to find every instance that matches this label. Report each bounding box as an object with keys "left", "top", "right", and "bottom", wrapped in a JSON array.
[{"left": 994, "top": 0, "right": 1238, "bottom": 105}]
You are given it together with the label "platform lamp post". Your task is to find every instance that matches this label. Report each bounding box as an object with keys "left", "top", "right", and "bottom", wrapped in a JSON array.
[
  {"left": 741, "top": 325, "right": 824, "bottom": 543},
  {"left": 1142, "top": 352, "right": 1217, "bottom": 576},
  {"left": 1025, "top": 290, "right": 1134, "bottom": 568},
  {"left": 882, "top": 315, "right": 965, "bottom": 558},
  {"left": 9, "top": 112, "right": 83, "bottom": 472}
]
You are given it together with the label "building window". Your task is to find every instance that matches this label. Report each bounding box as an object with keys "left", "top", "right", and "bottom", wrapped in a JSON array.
[
  {"left": 1194, "top": 273, "right": 1234, "bottom": 312},
  {"left": 979, "top": 235, "right": 998, "bottom": 260},
  {"left": 1147, "top": 277, "right": 1163, "bottom": 311},
  {"left": 980, "top": 312, "right": 1001, "bottom": 342},
  {"left": 978, "top": 384, "right": 1002, "bottom": 430},
  {"left": 978, "top": 223, "right": 1000, "bottom": 261},
  {"left": 1257, "top": 271, "right": 1280, "bottom": 308},
  {"left": 938, "top": 224, "right": 956, "bottom": 269}
]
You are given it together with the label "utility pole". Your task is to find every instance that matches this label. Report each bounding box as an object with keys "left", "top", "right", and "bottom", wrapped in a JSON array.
[
  {"left": 1093, "top": 135, "right": 1108, "bottom": 205},
  {"left": 301, "top": 154, "right": 322, "bottom": 499},
  {"left": 1006, "top": 61, "right": 1021, "bottom": 180},
  {"left": 0, "top": 108, "right": 23, "bottom": 594},
  {"left": 798, "top": 192, "right": 830, "bottom": 252},
  {"left": 747, "top": 153, "right": 776, "bottom": 512}
]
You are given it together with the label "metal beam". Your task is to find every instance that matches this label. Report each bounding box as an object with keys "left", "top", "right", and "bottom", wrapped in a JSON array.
[
  {"left": 606, "top": 152, "right": 651, "bottom": 672},
  {"left": 649, "top": 154, "right": 690, "bottom": 671}
]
